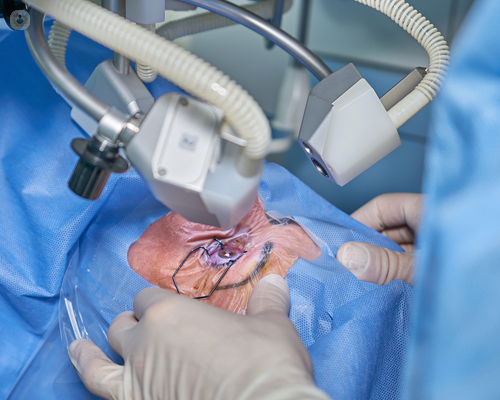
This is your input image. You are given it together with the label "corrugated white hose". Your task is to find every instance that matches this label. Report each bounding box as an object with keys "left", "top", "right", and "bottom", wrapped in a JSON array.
[
  {"left": 136, "top": 23, "right": 158, "bottom": 83},
  {"left": 28, "top": 0, "right": 270, "bottom": 160},
  {"left": 48, "top": 20, "right": 71, "bottom": 69},
  {"left": 355, "top": 0, "right": 450, "bottom": 128},
  {"left": 140, "top": 0, "right": 292, "bottom": 83},
  {"left": 48, "top": 0, "right": 293, "bottom": 82},
  {"left": 157, "top": 0, "right": 292, "bottom": 40}
]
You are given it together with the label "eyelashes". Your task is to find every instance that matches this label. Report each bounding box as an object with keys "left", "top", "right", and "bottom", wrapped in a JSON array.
[
  {"left": 217, "top": 241, "right": 273, "bottom": 290},
  {"left": 213, "top": 260, "right": 235, "bottom": 269}
]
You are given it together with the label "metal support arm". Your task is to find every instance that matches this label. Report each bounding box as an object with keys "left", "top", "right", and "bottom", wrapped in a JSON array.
[
  {"left": 26, "top": 0, "right": 331, "bottom": 124},
  {"left": 177, "top": 0, "right": 332, "bottom": 80},
  {"left": 25, "top": 9, "right": 113, "bottom": 122}
]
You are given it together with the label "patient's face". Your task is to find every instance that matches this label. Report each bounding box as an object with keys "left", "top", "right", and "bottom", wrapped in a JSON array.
[{"left": 128, "top": 199, "right": 321, "bottom": 313}]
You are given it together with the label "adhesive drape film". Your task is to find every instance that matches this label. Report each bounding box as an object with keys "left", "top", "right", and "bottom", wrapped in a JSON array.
[
  {"left": 59, "top": 164, "right": 413, "bottom": 400},
  {"left": 60, "top": 197, "right": 325, "bottom": 361}
]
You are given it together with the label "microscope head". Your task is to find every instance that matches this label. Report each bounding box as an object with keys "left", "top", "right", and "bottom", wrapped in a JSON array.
[{"left": 125, "top": 93, "right": 262, "bottom": 229}]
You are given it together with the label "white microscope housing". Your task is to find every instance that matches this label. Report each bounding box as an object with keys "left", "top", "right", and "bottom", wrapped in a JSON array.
[{"left": 126, "top": 93, "right": 262, "bottom": 229}]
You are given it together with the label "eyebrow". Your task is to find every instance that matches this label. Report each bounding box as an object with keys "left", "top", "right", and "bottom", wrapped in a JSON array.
[{"left": 216, "top": 241, "right": 274, "bottom": 290}]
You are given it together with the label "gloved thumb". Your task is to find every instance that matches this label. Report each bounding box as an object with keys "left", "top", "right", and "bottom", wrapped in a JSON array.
[
  {"left": 247, "top": 274, "right": 290, "bottom": 317},
  {"left": 337, "top": 242, "right": 413, "bottom": 285},
  {"left": 69, "top": 338, "right": 124, "bottom": 400}
]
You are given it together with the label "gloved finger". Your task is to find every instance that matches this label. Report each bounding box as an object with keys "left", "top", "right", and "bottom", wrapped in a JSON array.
[
  {"left": 108, "top": 311, "right": 138, "bottom": 357},
  {"left": 133, "top": 287, "right": 176, "bottom": 320},
  {"left": 69, "top": 338, "right": 124, "bottom": 400},
  {"left": 337, "top": 242, "right": 414, "bottom": 285},
  {"left": 381, "top": 225, "right": 415, "bottom": 245},
  {"left": 352, "top": 193, "right": 422, "bottom": 233},
  {"left": 247, "top": 274, "right": 290, "bottom": 317}
]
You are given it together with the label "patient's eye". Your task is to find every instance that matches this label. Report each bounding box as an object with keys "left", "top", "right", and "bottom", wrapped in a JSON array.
[
  {"left": 202, "top": 237, "right": 248, "bottom": 269},
  {"left": 219, "top": 249, "right": 236, "bottom": 258},
  {"left": 186, "top": 233, "right": 250, "bottom": 270},
  {"left": 206, "top": 246, "right": 242, "bottom": 268}
]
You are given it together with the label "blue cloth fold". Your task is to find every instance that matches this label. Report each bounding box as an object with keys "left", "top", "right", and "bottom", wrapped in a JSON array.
[{"left": 405, "top": 1, "right": 500, "bottom": 398}]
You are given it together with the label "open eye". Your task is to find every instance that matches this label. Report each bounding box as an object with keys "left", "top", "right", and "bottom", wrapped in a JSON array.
[
  {"left": 211, "top": 247, "right": 241, "bottom": 265},
  {"left": 202, "top": 235, "right": 250, "bottom": 268},
  {"left": 207, "top": 246, "right": 244, "bottom": 268},
  {"left": 219, "top": 249, "right": 237, "bottom": 259}
]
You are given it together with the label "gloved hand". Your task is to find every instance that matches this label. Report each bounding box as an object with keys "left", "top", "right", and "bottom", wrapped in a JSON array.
[
  {"left": 337, "top": 193, "right": 422, "bottom": 285},
  {"left": 68, "top": 275, "right": 330, "bottom": 400}
]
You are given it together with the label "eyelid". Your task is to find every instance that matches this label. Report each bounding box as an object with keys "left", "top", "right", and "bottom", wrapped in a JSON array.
[
  {"left": 199, "top": 233, "right": 251, "bottom": 263},
  {"left": 221, "top": 235, "right": 250, "bottom": 251},
  {"left": 206, "top": 247, "right": 247, "bottom": 269},
  {"left": 213, "top": 260, "right": 232, "bottom": 269}
]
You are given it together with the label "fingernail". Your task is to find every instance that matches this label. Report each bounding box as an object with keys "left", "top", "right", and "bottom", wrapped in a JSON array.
[
  {"left": 338, "top": 243, "right": 370, "bottom": 277},
  {"left": 259, "top": 274, "right": 290, "bottom": 297}
]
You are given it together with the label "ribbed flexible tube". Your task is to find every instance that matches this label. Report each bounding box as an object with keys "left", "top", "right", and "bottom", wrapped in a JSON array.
[
  {"left": 136, "top": 61, "right": 158, "bottom": 82},
  {"left": 157, "top": 0, "right": 292, "bottom": 41},
  {"left": 47, "top": 0, "right": 294, "bottom": 78},
  {"left": 48, "top": 20, "right": 71, "bottom": 68},
  {"left": 48, "top": 0, "right": 292, "bottom": 82},
  {"left": 136, "top": 23, "right": 158, "bottom": 83},
  {"left": 355, "top": 0, "right": 450, "bottom": 128},
  {"left": 29, "top": 0, "right": 270, "bottom": 160}
]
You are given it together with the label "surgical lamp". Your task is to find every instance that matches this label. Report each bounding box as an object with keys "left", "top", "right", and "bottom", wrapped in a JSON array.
[{"left": 6, "top": 0, "right": 449, "bottom": 228}]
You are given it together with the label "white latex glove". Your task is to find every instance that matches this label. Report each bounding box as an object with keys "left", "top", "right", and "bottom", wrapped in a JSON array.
[
  {"left": 69, "top": 275, "right": 330, "bottom": 400},
  {"left": 337, "top": 193, "right": 422, "bottom": 286}
]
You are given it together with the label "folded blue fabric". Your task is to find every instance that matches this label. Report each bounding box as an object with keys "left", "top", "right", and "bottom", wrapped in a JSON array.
[{"left": 405, "top": 0, "right": 500, "bottom": 398}]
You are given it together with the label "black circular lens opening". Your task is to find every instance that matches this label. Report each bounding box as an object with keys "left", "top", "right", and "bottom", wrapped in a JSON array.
[
  {"left": 303, "top": 142, "right": 314, "bottom": 156},
  {"left": 312, "top": 159, "right": 328, "bottom": 178}
]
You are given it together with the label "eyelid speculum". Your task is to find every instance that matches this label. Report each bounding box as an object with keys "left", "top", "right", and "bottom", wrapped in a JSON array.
[{"left": 172, "top": 237, "right": 247, "bottom": 300}]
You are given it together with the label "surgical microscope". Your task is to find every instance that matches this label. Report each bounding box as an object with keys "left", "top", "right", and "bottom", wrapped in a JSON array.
[{"left": 1, "top": 0, "right": 449, "bottom": 229}]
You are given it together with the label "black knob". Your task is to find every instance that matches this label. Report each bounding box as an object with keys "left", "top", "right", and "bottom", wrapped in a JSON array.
[
  {"left": 68, "top": 136, "right": 128, "bottom": 200},
  {"left": 1, "top": 0, "right": 29, "bottom": 30}
]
